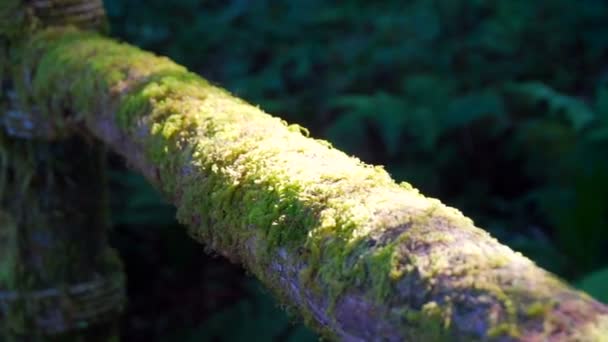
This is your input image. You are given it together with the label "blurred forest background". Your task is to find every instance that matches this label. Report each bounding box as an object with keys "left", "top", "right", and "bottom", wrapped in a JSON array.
[{"left": 101, "top": 0, "right": 608, "bottom": 340}]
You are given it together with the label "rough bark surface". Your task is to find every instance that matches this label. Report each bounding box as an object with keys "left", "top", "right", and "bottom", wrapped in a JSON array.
[{"left": 4, "top": 26, "right": 608, "bottom": 341}]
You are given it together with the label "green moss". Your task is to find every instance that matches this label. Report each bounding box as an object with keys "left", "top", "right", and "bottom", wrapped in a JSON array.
[
  {"left": 419, "top": 301, "right": 452, "bottom": 340},
  {"left": 487, "top": 322, "right": 520, "bottom": 339},
  {"left": 124, "top": 65, "right": 414, "bottom": 307},
  {"left": 525, "top": 301, "right": 554, "bottom": 318},
  {"left": 287, "top": 123, "right": 310, "bottom": 137},
  {"left": 395, "top": 302, "right": 453, "bottom": 342},
  {"left": 9, "top": 28, "right": 185, "bottom": 138}
]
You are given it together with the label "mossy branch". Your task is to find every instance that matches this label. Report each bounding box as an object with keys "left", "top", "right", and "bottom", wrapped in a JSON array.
[{"left": 7, "top": 27, "right": 608, "bottom": 341}]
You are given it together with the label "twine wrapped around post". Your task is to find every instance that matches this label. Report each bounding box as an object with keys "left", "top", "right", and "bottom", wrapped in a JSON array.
[{"left": 29, "top": 0, "right": 107, "bottom": 30}]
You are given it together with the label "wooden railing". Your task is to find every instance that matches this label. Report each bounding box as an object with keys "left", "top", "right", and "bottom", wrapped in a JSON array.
[{"left": 1, "top": 1, "right": 607, "bottom": 341}]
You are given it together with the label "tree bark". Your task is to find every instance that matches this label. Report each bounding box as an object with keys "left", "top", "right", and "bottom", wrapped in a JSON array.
[{"left": 4, "top": 24, "right": 608, "bottom": 341}]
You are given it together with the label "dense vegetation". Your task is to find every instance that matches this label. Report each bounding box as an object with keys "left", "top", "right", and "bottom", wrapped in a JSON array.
[{"left": 102, "top": 0, "right": 608, "bottom": 340}]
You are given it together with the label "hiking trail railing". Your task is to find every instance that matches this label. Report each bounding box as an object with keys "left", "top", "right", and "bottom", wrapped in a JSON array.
[{"left": 1, "top": 1, "right": 607, "bottom": 341}]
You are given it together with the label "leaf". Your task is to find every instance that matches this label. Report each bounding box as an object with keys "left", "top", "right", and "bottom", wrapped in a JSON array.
[
  {"left": 506, "top": 82, "right": 595, "bottom": 132},
  {"left": 576, "top": 268, "right": 608, "bottom": 304},
  {"left": 443, "top": 90, "right": 506, "bottom": 132},
  {"left": 407, "top": 4, "right": 441, "bottom": 42},
  {"left": 401, "top": 74, "right": 455, "bottom": 105},
  {"left": 179, "top": 279, "right": 316, "bottom": 341},
  {"left": 327, "top": 93, "right": 409, "bottom": 156},
  {"left": 595, "top": 86, "right": 608, "bottom": 121},
  {"left": 109, "top": 170, "right": 176, "bottom": 226},
  {"left": 586, "top": 127, "right": 608, "bottom": 143}
]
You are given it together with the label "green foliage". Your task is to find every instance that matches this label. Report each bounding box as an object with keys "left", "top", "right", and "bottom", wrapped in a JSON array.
[
  {"left": 171, "top": 280, "right": 316, "bottom": 342},
  {"left": 109, "top": 170, "right": 176, "bottom": 226},
  {"left": 577, "top": 268, "right": 608, "bottom": 304},
  {"left": 505, "top": 82, "right": 595, "bottom": 132},
  {"left": 103, "top": 0, "right": 608, "bottom": 340}
]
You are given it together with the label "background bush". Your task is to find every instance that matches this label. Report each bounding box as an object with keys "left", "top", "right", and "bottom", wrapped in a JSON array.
[{"left": 102, "top": 1, "right": 608, "bottom": 340}]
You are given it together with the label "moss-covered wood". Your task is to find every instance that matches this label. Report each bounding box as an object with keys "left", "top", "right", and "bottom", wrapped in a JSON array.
[{"left": 6, "top": 26, "right": 607, "bottom": 341}]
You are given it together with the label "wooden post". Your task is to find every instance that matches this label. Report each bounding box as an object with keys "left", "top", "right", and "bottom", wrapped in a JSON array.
[{"left": 0, "top": 1, "right": 125, "bottom": 340}]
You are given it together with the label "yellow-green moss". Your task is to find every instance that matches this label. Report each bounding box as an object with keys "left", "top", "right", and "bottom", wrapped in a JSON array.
[
  {"left": 487, "top": 322, "right": 520, "bottom": 339},
  {"left": 525, "top": 301, "right": 554, "bottom": 318}
]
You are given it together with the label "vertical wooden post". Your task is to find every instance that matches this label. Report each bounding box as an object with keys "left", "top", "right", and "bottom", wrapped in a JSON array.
[{"left": 0, "top": 1, "right": 125, "bottom": 340}]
